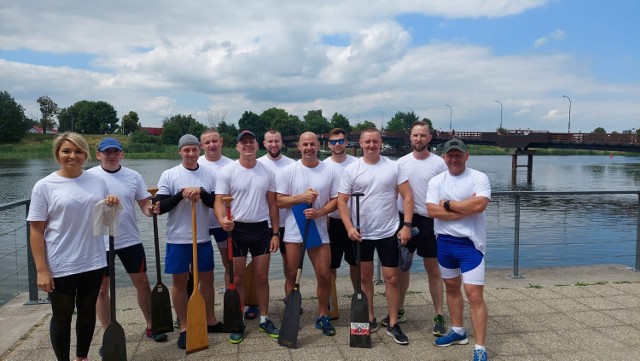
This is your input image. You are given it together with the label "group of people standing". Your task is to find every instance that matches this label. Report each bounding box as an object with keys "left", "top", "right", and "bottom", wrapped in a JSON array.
[{"left": 27, "top": 121, "right": 491, "bottom": 361}]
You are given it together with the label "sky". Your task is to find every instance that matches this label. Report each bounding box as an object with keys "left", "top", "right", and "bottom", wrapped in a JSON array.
[{"left": 1, "top": 0, "right": 638, "bottom": 133}]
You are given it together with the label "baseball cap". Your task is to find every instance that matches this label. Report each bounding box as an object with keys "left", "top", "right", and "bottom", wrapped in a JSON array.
[
  {"left": 98, "top": 137, "right": 123, "bottom": 152},
  {"left": 178, "top": 134, "right": 200, "bottom": 149},
  {"left": 236, "top": 130, "right": 256, "bottom": 142},
  {"left": 442, "top": 138, "right": 467, "bottom": 153},
  {"left": 398, "top": 227, "right": 419, "bottom": 272}
]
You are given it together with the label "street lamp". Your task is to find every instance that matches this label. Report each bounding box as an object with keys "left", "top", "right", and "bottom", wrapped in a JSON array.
[
  {"left": 494, "top": 100, "right": 503, "bottom": 130},
  {"left": 444, "top": 104, "right": 452, "bottom": 130},
  {"left": 377, "top": 110, "right": 384, "bottom": 130},
  {"left": 562, "top": 95, "right": 571, "bottom": 133}
]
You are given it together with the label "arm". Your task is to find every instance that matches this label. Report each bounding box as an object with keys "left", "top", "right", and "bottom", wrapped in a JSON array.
[
  {"left": 443, "top": 195, "right": 490, "bottom": 216},
  {"left": 396, "top": 181, "right": 414, "bottom": 245},
  {"left": 154, "top": 191, "right": 183, "bottom": 215},
  {"left": 137, "top": 198, "right": 152, "bottom": 217},
  {"left": 337, "top": 192, "right": 360, "bottom": 241},
  {"left": 267, "top": 191, "right": 280, "bottom": 252},
  {"left": 305, "top": 197, "right": 336, "bottom": 220},
  {"left": 29, "top": 221, "right": 54, "bottom": 293},
  {"left": 214, "top": 194, "right": 234, "bottom": 232},
  {"left": 276, "top": 188, "right": 318, "bottom": 209}
]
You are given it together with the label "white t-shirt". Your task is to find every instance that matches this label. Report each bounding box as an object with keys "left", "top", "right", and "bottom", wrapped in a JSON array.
[
  {"left": 426, "top": 167, "right": 492, "bottom": 253},
  {"left": 276, "top": 161, "right": 339, "bottom": 244},
  {"left": 157, "top": 164, "right": 215, "bottom": 244},
  {"left": 396, "top": 152, "right": 447, "bottom": 217},
  {"left": 257, "top": 155, "right": 294, "bottom": 228},
  {"left": 198, "top": 155, "right": 233, "bottom": 229},
  {"left": 323, "top": 154, "right": 357, "bottom": 219},
  {"left": 27, "top": 171, "right": 109, "bottom": 277},
  {"left": 87, "top": 165, "right": 150, "bottom": 250},
  {"left": 215, "top": 160, "right": 277, "bottom": 223},
  {"left": 338, "top": 156, "right": 408, "bottom": 240}
]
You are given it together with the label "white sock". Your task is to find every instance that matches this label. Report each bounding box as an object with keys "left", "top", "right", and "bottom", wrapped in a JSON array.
[
  {"left": 260, "top": 315, "right": 268, "bottom": 324},
  {"left": 475, "top": 345, "right": 486, "bottom": 352},
  {"left": 452, "top": 326, "right": 466, "bottom": 335}
]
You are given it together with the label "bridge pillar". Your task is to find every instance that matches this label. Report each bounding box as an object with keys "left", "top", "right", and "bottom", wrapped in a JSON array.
[{"left": 510, "top": 149, "right": 535, "bottom": 186}]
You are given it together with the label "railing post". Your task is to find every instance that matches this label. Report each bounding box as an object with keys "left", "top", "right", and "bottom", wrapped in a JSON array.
[
  {"left": 23, "top": 201, "right": 49, "bottom": 305},
  {"left": 635, "top": 194, "right": 640, "bottom": 271},
  {"left": 510, "top": 194, "right": 523, "bottom": 278}
]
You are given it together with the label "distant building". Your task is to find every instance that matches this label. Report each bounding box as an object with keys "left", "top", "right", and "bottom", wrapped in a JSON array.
[
  {"left": 140, "top": 127, "right": 163, "bottom": 136},
  {"left": 28, "top": 125, "right": 58, "bottom": 134}
]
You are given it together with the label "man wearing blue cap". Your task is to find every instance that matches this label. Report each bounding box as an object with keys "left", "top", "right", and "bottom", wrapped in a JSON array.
[{"left": 88, "top": 137, "right": 168, "bottom": 351}]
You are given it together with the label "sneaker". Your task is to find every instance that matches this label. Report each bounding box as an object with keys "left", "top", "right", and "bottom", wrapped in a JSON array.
[
  {"left": 174, "top": 318, "right": 180, "bottom": 329},
  {"left": 146, "top": 328, "right": 168, "bottom": 342},
  {"left": 433, "top": 329, "right": 469, "bottom": 347},
  {"left": 314, "top": 315, "right": 336, "bottom": 336},
  {"left": 207, "top": 322, "right": 224, "bottom": 333},
  {"left": 381, "top": 309, "right": 407, "bottom": 327},
  {"left": 99, "top": 346, "right": 103, "bottom": 357},
  {"left": 229, "top": 332, "right": 244, "bottom": 344},
  {"left": 474, "top": 349, "right": 488, "bottom": 361},
  {"left": 386, "top": 324, "right": 409, "bottom": 345},
  {"left": 176, "top": 331, "right": 186, "bottom": 349},
  {"left": 244, "top": 305, "right": 259, "bottom": 320},
  {"left": 369, "top": 318, "right": 379, "bottom": 333},
  {"left": 258, "top": 319, "right": 280, "bottom": 338},
  {"left": 433, "top": 314, "right": 446, "bottom": 336}
]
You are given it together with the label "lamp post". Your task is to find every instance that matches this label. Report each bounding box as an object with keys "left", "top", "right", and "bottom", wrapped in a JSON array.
[
  {"left": 494, "top": 100, "right": 503, "bottom": 130},
  {"left": 377, "top": 110, "right": 384, "bottom": 130},
  {"left": 444, "top": 104, "right": 452, "bottom": 130},
  {"left": 562, "top": 95, "right": 571, "bottom": 133}
]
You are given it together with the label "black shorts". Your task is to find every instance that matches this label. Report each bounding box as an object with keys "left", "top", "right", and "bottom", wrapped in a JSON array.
[
  {"left": 328, "top": 217, "right": 357, "bottom": 269},
  {"left": 104, "top": 243, "right": 147, "bottom": 276},
  {"left": 400, "top": 213, "right": 437, "bottom": 258},
  {"left": 232, "top": 221, "right": 271, "bottom": 258},
  {"left": 360, "top": 235, "right": 398, "bottom": 268},
  {"left": 210, "top": 227, "right": 227, "bottom": 244}
]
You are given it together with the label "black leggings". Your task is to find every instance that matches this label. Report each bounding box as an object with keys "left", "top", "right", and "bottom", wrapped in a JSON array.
[{"left": 49, "top": 268, "right": 103, "bottom": 360}]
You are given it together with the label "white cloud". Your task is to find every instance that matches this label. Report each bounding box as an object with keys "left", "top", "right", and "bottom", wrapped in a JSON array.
[{"left": 534, "top": 29, "right": 567, "bottom": 47}]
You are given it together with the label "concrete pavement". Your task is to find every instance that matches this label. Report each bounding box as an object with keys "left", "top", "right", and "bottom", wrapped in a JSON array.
[{"left": 1, "top": 264, "right": 640, "bottom": 360}]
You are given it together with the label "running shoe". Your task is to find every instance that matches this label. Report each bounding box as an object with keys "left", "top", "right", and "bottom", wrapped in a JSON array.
[
  {"left": 176, "top": 331, "right": 186, "bottom": 349},
  {"left": 386, "top": 324, "right": 409, "bottom": 345},
  {"left": 146, "top": 328, "right": 168, "bottom": 342},
  {"left": 315, "top": 315, "right": 336, "bottom": 336},
  {"left": 434, "top": 329, "right": 469, "bottom": 347},
  {"left": 258, "top": 318, "right": 280, "bottom": 338},
  {"left": 433, "top": 314, "right": 446, "bottom": 336},
  {"left": 474, "top": 349, "right": 488, "bottom": 361}
]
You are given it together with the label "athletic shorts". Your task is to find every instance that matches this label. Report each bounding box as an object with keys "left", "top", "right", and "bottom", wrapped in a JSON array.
[
  {"left": 399, "top": 213, "right": 437, "bottom": 258},
  {"left": 360, "top": 235, "right": 399, "bottom": 268},
  {"left": 54, "top": 268, "right": 104, "bottom": 297},
  {"left": 436, "top": 234, "right": 485, "bottom": 285},
  {"left": 232, "top": 221, "right": 271, "bottom": 258},
  {"left": 164, "top": 242, "right": 214, "bottom": 274},
  {"left": 328, "top": 217, "right": 357, "bottom": 269},
  {"left": 210, "top": 227, "right": 227, "bottom": 245},
  {"left": 104, "top": 243, "right": 147, "bottom": 277}
]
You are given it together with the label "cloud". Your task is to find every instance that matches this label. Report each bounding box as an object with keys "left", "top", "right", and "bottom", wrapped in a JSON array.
[{"left": 534, "top": 29, "right": 567, "bottom": 47}]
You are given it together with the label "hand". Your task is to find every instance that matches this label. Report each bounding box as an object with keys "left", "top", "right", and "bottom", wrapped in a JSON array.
[
  {"left": 221, "top": 216, "right": 234, "bottom": 232},
  {"left": 347, "top": 226, "right": 362, "bottom": 242},
  {"left": 300, "top": 188, "right": 319, "bottom": 205},
  {"left": 397, "top": 226, "right": 411, "bottom": 246},
  {"left": 181, "top": 187, "right": 202, "bottom": 202},
  {"left": 303, "top": 207, "right": 320, "bottom": 220},
  {"left": 37, "top": 269, "right": 54, "bottom": 293},
  {"left": 105, "top": 195, "right": 120, "bottom": 206},
  {"left": 269, "top": 236, "right": 280, "bottom": 253},
  {"left": 152, "top": 201, "right": 161, "bottom": 215}
]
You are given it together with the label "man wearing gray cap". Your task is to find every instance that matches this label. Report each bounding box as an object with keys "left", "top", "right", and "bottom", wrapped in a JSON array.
[
  {"left": 154, "top": 134, "right": 223, "bottom": 349},
  {"left": 426, "top": 139, "right": 491, "bottom": 361}
]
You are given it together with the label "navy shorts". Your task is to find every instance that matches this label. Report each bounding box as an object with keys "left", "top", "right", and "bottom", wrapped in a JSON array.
[
  {"left": 232, "top": 221, "right": 271, "bottom": 258},
  {"left": 104, "top": 243, "right": 147, "bottom": 277},
  {"left": 210, "top": 227, "right": 228, "bottom": 245},
  {"left": 360, "top": 235, "right": 399, "bottom": 268},
  {"left": 328, "top": 217, "right": 357, "bottom": 269},
  {"left": 164, "top": 242, "right": 214, "bottom": 274},
  {"left": 399, "top": 213, "right": 437, "bottom": 258}
]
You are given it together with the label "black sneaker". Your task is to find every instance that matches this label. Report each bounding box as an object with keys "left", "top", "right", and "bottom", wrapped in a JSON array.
[
  {"left": 369, "top": 318, "right": 379, "bottom": 333},
  {"left": 207, "top": 322, "right": 224, "bottom": 333},
  {"left": 433, "top": 314, "right": 446, "bottom": 336},
  {"left": 176, "top": 331, "right": 186, "bottom": 349},
  {"left": 386, "top": 324, "right": 409, "bottom": 345},
  {"left": 145, "top": 328, "right": 168, "bottom": 342},
  {"left": 381, "top": 309, "right": 407, "bottom": 327}
]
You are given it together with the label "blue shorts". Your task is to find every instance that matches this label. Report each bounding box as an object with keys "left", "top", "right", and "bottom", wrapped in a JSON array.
[
  {"left": 437, "top": 234, "right": 485, "bottom": 285},
  {"left": 210, "top": 227, "right": 228, "bottom": 244},
  {"left": 164, "top": 242, "right": 214, "bottom": 274}
]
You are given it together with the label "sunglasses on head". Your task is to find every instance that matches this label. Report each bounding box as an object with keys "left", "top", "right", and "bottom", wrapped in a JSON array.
[{"left": 329, "top": 139, "right": 346, "bottom": 145}]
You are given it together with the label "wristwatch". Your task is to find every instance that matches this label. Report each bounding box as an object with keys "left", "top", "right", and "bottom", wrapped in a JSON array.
[
  {"left": 444, "top": 200, "right": 451, "bottom": 211},
  {"left": 403, "top": 221, "right": 412, "bottom": 227},
  {"left": 271, "top": 232, "right": 280, "bottom": 238}
]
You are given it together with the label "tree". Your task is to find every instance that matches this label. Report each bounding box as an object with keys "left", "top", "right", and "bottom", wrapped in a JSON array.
[
  {"left": 0, "top": 91, "right": 30, "bottom": 142},
  {"left": 259, "top": 107, "right": 295, "bottom": 136},
  {"left": 122, "top": 111, "right": 141, "bottom": 135},
  {"left": 58, "top": 100, "right": 119, "bottom": 134},
  {"left": 161, "top": 114, "right": 205, "bottom": 145},
  {"left": 216, "top": 120, "right": 238, "bottom": 146},
  {"left": 386, "top": 111, "right": 419, "bottom": 133},
  {"left": 329, "top": 112, "right": 352, "bottom": 132},
  {"left": 271, "top": 114, "right": 302, "bottom": 137},
  {"left": 353, "top": 120, "right": 377, "bottom": 131},
  {"left": 592, "top": 127, "right": 606, "bottom": 134},
  {"left": 207, "top": 107, "right": 228, "bottom": 128},
  {"left": 303, "top": 109, "right": 331, "bottom": 134},
  {"left": 238, "top": 111, "right": 266, "bottom": 142},
  {"left": 37, "top": 95, "right": 59, "bottom": 133}
]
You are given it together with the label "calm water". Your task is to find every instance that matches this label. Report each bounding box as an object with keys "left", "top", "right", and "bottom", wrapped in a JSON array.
[{"left": 1, "top": 154, "right": 639, "bottom": 304}]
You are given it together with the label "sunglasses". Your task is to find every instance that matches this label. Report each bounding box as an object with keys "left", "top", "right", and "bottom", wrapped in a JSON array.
[{"left": 329, "top": 139, "right": 346, "bottom": 145}]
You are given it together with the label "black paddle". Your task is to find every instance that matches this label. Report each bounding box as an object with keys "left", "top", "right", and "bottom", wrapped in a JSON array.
[
  {"left": 222, "top": 196, "right": 245, "bottom": 333},
  {"left": 103, "top": 233, "right": 128, "bottom": 360},
  {"left": 349, "top": 192, "right": 371, "bottom": 348},
  {"left": 278, "top": 210, "right": 311, "bottom": 349},
  {"left": 148, "top": 188, "right": 173, "bottom": 333}
]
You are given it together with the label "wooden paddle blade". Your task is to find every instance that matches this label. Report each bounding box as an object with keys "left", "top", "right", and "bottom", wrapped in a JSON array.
[
  {"left": 102, "top": 322, "right": 127, "bottom": 361},
  {"left": 328, "top": 273, "right": 339, "bottom": 320},
  {"left": 186, "top": 290, "right": 208, "bottom": 354},
  {"left": 223, "top": 289, "right": 245, "bottom": 333},
  {"left": 151, "top": 282, "right": 174, "bottom": 333},
  {"left": 349, "top": 290, "right": 371, "bottom": 348},
  {"left": 278, "top": 288, "right": 302, "bottom": 348},
  {"left": 243, "top": 260, "right": 258, "bottom": 306}
]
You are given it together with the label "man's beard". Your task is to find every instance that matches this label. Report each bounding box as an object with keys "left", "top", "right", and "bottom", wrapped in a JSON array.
[
  {"left": 412, "top": 143, "right": 427, "bottom": 152},
  {"left": 268, "top": 148, "right": 281, "bottom": 158}
]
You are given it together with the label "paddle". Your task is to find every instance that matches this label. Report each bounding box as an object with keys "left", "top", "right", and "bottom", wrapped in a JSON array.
[
  {"left": 102, "top": 212, "right": 127, "bottom": 360},
  {"left": 278, "top": 211, "right": 311, "bottom": 349},
  {"left": 147, "top": 187, "right": 173, "bottom": 333},
  {"left": 222, "top": 196, "right": 245, "bottom": 333},
  {"left": 186, "top": 201, "right": 208, "bottom": 354},
  {"left": 349, "top": 192, "right": 371, "bottom": 348}
]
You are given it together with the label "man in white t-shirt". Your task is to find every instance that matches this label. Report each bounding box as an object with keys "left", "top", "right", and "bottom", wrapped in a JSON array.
[
  {"left": 88, "top": 137, "right": 168, "bottom": 346},
  {"left": 197, "top": 129, "right": 233, "bottom": 288},
  {"left": 337, "top": 128, "right": 414, "bottom": 345},
  {"left": 323, "top": 128, "right": 358, "bottom": 291},
  {"left": 154, "top": 134, "right": 223, "bottom": 350},
  {"left": 389, "top": 122, "right": 448, "bottom": 336},
  {"left": 276, "top": 131, "right": 339, "bottom": 337},
  {"left": 426, "top": 139, "right": 491, "bottom": 361},
  {"left": 214, "top": 130, "right": 281, "bottom": 344}
]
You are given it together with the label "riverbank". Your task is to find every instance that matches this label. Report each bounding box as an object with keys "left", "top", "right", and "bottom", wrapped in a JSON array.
[{"left": 2, "top": 264, "right": 639, "bottom": 360}]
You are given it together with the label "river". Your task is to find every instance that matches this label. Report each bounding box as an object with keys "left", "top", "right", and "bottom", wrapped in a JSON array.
[{"left": 1, "top": 154, "right": 639, "bottom": 304}]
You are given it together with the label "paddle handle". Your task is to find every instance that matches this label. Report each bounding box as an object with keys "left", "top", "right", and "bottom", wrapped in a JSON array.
[
  {"left": 352, "top": 193, "right": 363, "bottom": 292},
  {"left": 148, "top": 187, "right": 163, "bottom": 283},
  {"left": 191, "top": 201, "right": 199, "bottom": 289},
  {"left": 223, "top": 197, "right": 235, "bottom": 289}
]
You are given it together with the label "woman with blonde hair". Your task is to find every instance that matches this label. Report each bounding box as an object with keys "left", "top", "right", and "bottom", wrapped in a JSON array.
[{"left": 27, "top": 132, "right": 120, "bottom": 361}]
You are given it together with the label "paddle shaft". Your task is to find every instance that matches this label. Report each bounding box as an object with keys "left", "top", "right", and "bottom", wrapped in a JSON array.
[
  {"left": 223, "top": 197, "right": 235, "bottom": 290},
  {"left": 353, "top": 193, "right": 363, "bottom": 292},
  {"left": 191, "top": 202, "right": 199, "bottom": 290},
  {"left": 109, "top": 234, "right": 117, "bottom": 322},
  {"left": 148, "top": 188, "right": 163, "bottom": 283}
]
